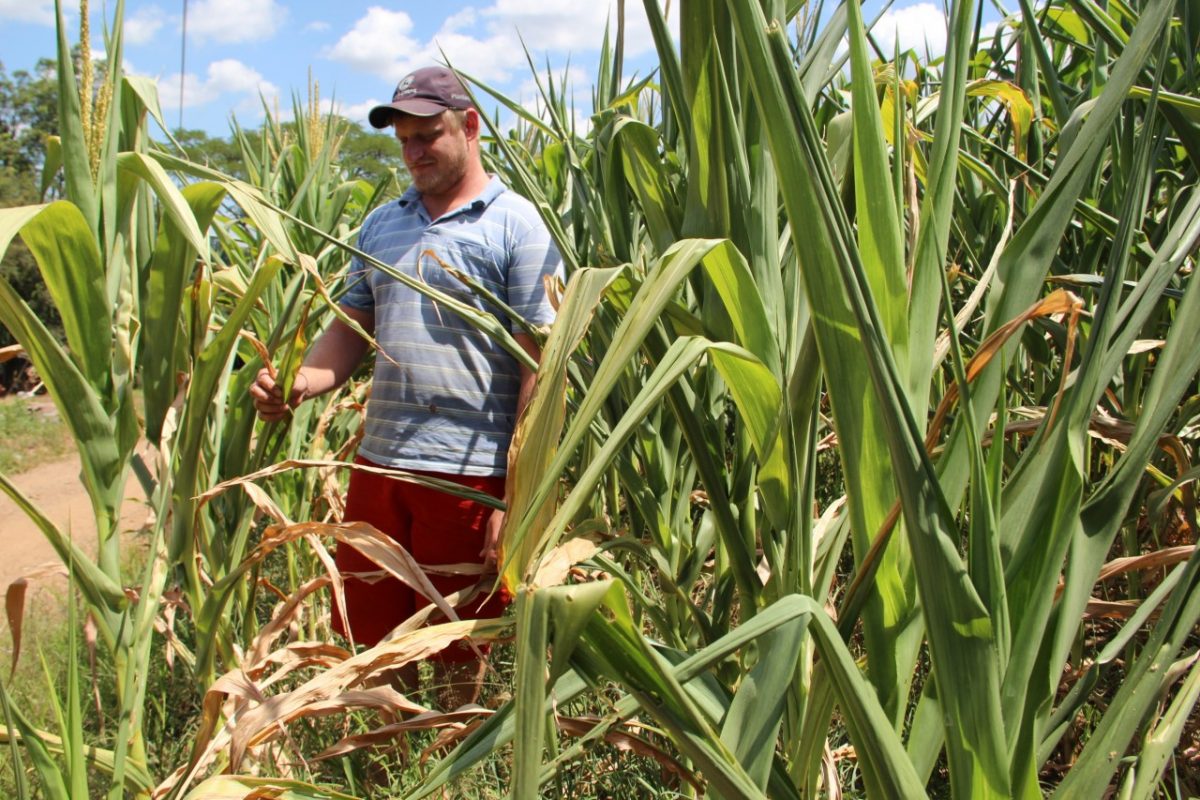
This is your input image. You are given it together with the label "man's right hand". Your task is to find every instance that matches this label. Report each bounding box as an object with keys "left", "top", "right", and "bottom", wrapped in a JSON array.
[{"left": 249, "top": 368, "right": 308, "bottom": 421}]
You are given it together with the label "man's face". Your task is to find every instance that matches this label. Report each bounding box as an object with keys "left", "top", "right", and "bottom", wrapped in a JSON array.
[{"left": 392, "top": 111, "right": 471, "bottom": 197}]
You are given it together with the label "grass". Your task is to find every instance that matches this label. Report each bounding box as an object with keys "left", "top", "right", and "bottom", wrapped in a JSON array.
[{"left": 0, "top": 396, "right": 75, "bottom": 475}]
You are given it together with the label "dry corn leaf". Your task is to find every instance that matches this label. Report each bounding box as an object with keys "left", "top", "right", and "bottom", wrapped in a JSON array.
[
  {"left": 312, "top": 707, "right": 493, "bottom": 761},
  {"left": 1084, "top": 599, "right": 1141, "bottom": 620},
  {"left": 5, "top": 562, "right": 68, "bottom": 675},
  {"left": 241, "top": 481, "right": 293, "bottom": 527},
  {"left": 555, "top": 714, "right": 702, "bottom": 791},
  {"left": 302, "top": 533, "right": 346, "bottom": 645},
  {"left": 227, "top": 624, "right": 501, "bottom": 768},
  {"left": 531, "top": 537, "right": 600, "bottom": 588},
  {"left": 928, "top": 289, "right": 1083, "bottom": 446},
  {"left": 252, "top": 642, "right": 352, "bottom": 694},
  {"left": 1096, "top": 545, "right": 1193, "bottom": 583},
  {"left": 244, "top": 576, "right": 332, "bottom": 671}
]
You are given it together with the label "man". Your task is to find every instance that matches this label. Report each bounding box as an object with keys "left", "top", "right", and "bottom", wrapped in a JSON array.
[{"left": 250, "top": 66, "right": 561, "bottom": 707}]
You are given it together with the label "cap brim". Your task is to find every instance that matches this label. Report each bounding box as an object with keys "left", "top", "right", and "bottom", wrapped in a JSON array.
[{"left": 367, "top": 99, "right": 452, "bottom": 128}]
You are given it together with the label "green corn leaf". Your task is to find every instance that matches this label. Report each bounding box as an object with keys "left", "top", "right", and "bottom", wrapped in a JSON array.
[
  {"left": 726, "top": 3, "right": 1012, "bottom": 794},
  {"left": 0, "top": 274, "right": 122, "bottom": 531},
  {"left": 1127, "top": 653, "right": 1200, "bottom": 800},
  {"left": 116, "top": 152, "right": 211, "bottom": 260},
  {"left": 168, "top": 256, "right": 284, "bottom": 562},
  {"left": 0, "top": 673, "right": 30, "bottom": 799},
  {"left": 719, "top": 620, "right": 806, "bottom": 790},
  {"left": 142, "top": 181, "right": 228, "bottom": 443},
  {"left": 0, "top": 700, "right": 69, "bottom": 800},
  {"left": 614, "top": 118, "right": 681, "bottom": 254},
  {"left": 16, "top": 201, "right": 111, "bottom": 392},
  {"left": 502, "top": 267, "right": 625, "bottom": 590},
  {"left": 52, "top": 0, "right": 97, "bottom": 233},
  {"left": 40, "top": 136, "right": 63, "bottom": 201}
]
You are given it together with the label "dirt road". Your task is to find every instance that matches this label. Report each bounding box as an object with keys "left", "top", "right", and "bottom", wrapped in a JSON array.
[{"left": 0, "top": 453, "right": 150, "bottom": 594}]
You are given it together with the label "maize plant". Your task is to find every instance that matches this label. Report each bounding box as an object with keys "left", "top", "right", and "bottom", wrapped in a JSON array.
[{"left": 1, "top": 0, "right": 1199, "bottom": 797}]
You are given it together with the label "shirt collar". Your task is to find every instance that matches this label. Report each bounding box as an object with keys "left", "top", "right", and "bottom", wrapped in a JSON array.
[{"left": 397, "top": 175, "right": 505, "bottom": 219}]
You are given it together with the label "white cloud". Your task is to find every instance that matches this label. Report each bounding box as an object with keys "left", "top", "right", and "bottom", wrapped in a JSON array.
[
  {"left": 482, "top": 0, "right": 674, "bottom": 56},
  {"left": 335, "top": 97, "right": 384, "bottom": 126},
  {"left": 158, "top": 58, "right": 279, "bottom": 112},
  {"left": 327, "top": 0, "right": 679, "bottom": 88},
  {"left": 871, "top": 3, "right": 949, "bottom": 60},
  {"left": 0, "top": 0, "right": 53, "bottom": 25},
  {"left": 125, "top": 5, "right": 166, "bottom": 45},
  {"left": 324, "top": 7, "right": 424, "bottom": 80},
  {"left": 304, "top": 20, "right": 330, "bottom": 33},
  {"left": 186, "top": 0, "right": 286, "bottom": 43}
]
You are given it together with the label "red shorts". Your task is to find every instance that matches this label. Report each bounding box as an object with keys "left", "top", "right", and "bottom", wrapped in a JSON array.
[{"left": 332, "top": 456, "right": 510, "bottom": 661}]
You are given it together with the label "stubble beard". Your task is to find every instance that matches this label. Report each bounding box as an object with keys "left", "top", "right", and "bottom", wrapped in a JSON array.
[{"left": 410, "top": 145, "right": 469, "bottom": 198}]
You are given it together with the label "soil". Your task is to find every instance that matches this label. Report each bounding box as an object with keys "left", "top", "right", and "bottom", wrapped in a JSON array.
[{"left": 0, "top": 448, "right": 151, "bottom": 597}]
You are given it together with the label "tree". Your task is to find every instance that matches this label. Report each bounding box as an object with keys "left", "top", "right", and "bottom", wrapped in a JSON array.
[
  {"left": 335, "top": 119, "right": 406, "bottom": 187},
  {"left": 0, "top": 58, "right": 62, "bottom": 355},
  {"left": 0, "top": 58, "right": 59, "bottom": 186}
]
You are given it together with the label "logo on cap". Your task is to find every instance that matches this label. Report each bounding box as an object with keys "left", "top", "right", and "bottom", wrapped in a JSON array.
[{"left": 394, "top": 75, "right": 416, "bottom": 100}]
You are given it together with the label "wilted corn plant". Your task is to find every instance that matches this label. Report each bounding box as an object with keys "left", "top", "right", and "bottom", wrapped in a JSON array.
[
  {"left": 3, "top": 0, "right": 1200, "bottom": 797},
  {"left": 0, "top": 0, "right": 392, "bottom": 796}
]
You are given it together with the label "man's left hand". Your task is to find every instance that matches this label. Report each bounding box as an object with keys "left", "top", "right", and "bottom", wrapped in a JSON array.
[{"left": 481, "top": 508, "right": 504, "bottom": 571}]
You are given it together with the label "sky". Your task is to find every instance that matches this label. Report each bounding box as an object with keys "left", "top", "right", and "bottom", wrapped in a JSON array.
[{"left": 0, "top": 0, "right": 980, "bottom": 138}]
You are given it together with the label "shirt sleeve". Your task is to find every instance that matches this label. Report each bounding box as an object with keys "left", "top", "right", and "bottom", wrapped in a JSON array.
[
  {"left": 507, "top": 214, "right": 563, "bottom": 327},
  {"left": 340, "top": 212, "right": 376, "bottom": 312}
]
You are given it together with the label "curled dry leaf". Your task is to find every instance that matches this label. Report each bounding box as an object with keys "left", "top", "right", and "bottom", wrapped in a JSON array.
[
  {"left": 555, "top": 714, "right": 703, "bottom": 791},
  {"left": 313, "top": 706, "right": 491, "bottom": 761},
  {"left": 240, "top": 481, "right": 293, "bottom": 527},
  {"left": 226, "top": 627, "right": 491, "bottom": 768},
  {"left": 420, "top": 719, "right": 482, "bottom": 766},
  {"left": 1083, "top": 599, "right": 1142, "bottom": 620},
  {"left": 1096, "top": 545, "right": 1194, "bottom": 584},
  {"left": 84, "top": 612, "right": 102, "bottom": 733},
  {"left": 927, "top": 289, "right": 1083, "bottom": 447},
  {"left": 176, "top": 617, "right": 509, "bottom": 792},
  {"left": 303, "top": 534, "right": 347, "bottom": 646},
  {"left": 177, "top": 774, "right": 361, "bottom": 800},
  {"left": 244, "top": 576, "right": 332, "bottom": 671},
  {"left": 1053, "top": 545, "right": 1194, "bottom": 601},
  {"left": 153, "top": 588, "right": 192, "bottom": 672},
  {"left": 5, "top": 562, "right": 68, "bottom": 675},
  {"left": 532, "top": 537, "right": 600, "bottom": 588},
  {"left": 250, "top": 642, "right": 352, "bottom": 696},
  {"left": 822, "top": 741, "right": 843, "bottom": 800}
]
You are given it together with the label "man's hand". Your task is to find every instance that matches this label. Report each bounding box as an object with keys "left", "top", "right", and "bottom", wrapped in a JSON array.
[
  {"left": 249, "top": 368, "right": 309, "bottom": 421},
  {"left": 480, "top": 508, "right": 505, "bottom": 571}
]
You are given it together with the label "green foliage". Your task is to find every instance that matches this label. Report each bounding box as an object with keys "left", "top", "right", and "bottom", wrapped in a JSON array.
[
  {"left": 2, "top": 0, "right": 1199, "bottom": 798},
  {"left": 171, "top": 118, "right": 405, "bottom": 190},
  {"left": 0, "top": 58, "right": 59, "bottom": 182}
]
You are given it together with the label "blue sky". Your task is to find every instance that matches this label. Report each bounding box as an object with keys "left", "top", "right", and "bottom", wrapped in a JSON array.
[{"left": 0, "top": 0, "right": 974, "bottom": 137}]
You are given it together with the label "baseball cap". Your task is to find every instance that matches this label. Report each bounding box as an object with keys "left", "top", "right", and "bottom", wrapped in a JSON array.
[{"left": 367, "top": 66, "right": 475, "bottom": 129}]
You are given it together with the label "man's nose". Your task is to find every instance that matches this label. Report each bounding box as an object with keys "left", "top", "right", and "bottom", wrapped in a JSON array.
[{"left": 404, "top": 140, "right": 424, "bottom": 162}]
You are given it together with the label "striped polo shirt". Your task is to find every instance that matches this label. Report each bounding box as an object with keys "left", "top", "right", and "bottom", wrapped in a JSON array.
[{"left": 342, "top": 176, "right": 561, "bottom": 476}]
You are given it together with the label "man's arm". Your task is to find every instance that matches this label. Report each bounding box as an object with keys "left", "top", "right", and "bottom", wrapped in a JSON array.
[
  {"left": 249, "top": 305, "right": 376, "bottom": 421},
  {"left": 480, "top": 331, "right": 541, "bottom": 569},
  {"left": 512, "top": 332, "right": 541, "bottom": 420}
]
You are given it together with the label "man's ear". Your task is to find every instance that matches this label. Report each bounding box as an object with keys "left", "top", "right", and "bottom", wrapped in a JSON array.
[{"left": 463, "top": 108, "right": 482, "bottom": 140}]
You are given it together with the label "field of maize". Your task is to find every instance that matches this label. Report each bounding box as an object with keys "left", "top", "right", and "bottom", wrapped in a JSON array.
[{"left": 0, "top": 0, "right": 1198, "bottom": 796}]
